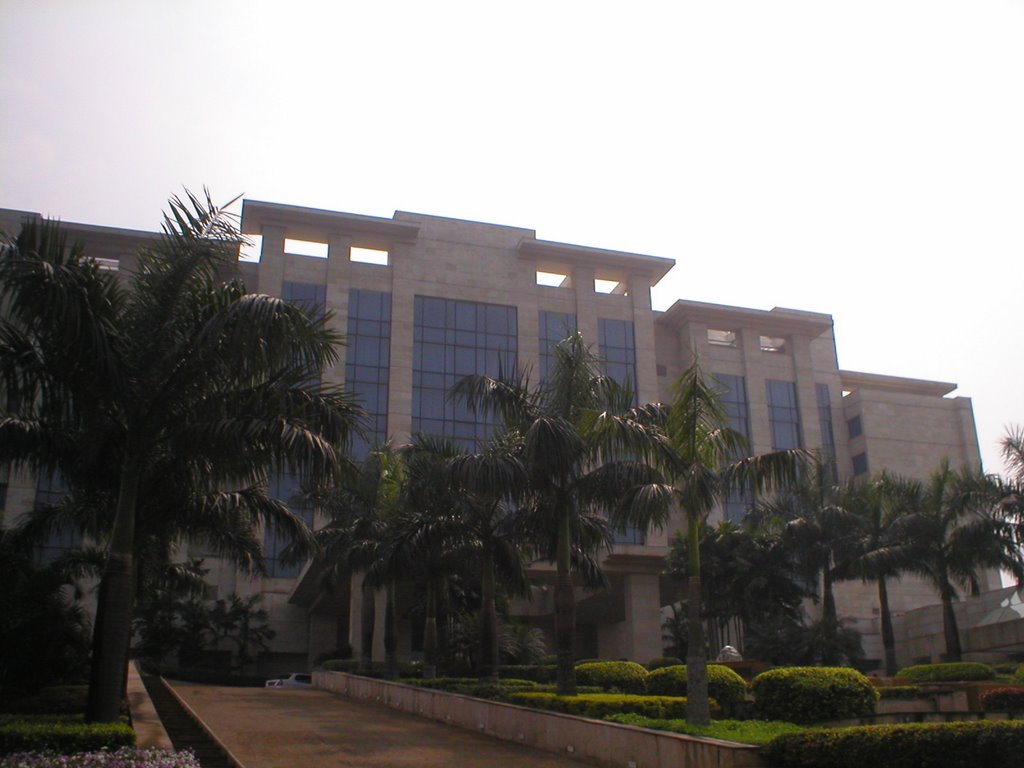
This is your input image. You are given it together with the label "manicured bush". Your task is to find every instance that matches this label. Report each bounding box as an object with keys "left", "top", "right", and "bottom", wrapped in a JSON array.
[
  {"left": 645, "top": 664, "right": 747, "bottom": 712},
  {"left": 0, "top": 748, "right": 199, "bottom": 768},
  {"left": 646, "top": 657, "right": 683, "bottom": 670},
  {"left": 876, "top": 686, "right": 924, "bottom": 700},
  {"left": 762, "top": 721, "right": 1024, "bottom": 768},
  {"left": 508, "top": 692, "right": 721, "bottom": 720},
  {"left": 604, "top": 713, "right": 806, "bottom": 746},
  {"left": 1013, "top": 665, "right": 1024, "bottom": 684},
  {"left": 752, "top": 667, "right": 878, "bottom": 724},
  {"left": 0, "top": 686, "right": 88, "bottom": 715},
  {"left": 980, "top": 687, "right": 1024, "bottom": 712},
  {"left": 574, "top": 661, "right": 648, "bottom": 693},
  {"left": 895, "top": 662, "right": 995, "bottom": 682},
  {"left": 0, "top": 717, "right": 135, "bottom": 755},
  {"left": 498, "top": 665, "right": 557, "bottom": 683}
]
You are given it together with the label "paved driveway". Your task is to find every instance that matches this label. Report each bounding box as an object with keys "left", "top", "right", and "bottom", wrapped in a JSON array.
[{"left": 169, "top": 683, "right": 594, "bottom": 768}]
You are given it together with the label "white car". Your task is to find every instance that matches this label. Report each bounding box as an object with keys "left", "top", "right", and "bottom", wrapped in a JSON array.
[{"left": 265, "top": 672, "right": 312, "bottom": 688}]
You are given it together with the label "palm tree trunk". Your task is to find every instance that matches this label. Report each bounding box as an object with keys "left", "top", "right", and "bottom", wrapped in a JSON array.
[
  {"left": 685, "top": 512, "right": 710, "bottom": 726},
  {"left": 86, "top": 457, "right": 141, "bottom": 723},
  {"left": 478, "top": 547, "right": 499, "bottom": 683},
  {"left": 384, "top": 583, "right": 398, "bottom": 680},
  {"left": 877, "top": 576, "right": 898, "bottom": 676},
  {"left": 423, "top": 581, "right": 438, "bottom": 680},
  {"left": 554, "top": 507, "right": 577, "bottom": 696},
  {"left": 359, "top": 577, "right": 375, "bottom": 673},
  {"left": 939, "top": 578, "right": 963, "bottom": 661},
  {"left": 820, "top": 563, "right": 840, "bottom": 666}
]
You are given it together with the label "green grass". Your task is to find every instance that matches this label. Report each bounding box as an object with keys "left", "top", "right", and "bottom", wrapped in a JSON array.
[{"left": 603, "top": 713, "right": 809, "bottom": 746}]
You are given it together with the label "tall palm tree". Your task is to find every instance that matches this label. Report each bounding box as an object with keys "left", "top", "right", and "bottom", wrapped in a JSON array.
[
  {"left": 895, "top": 461, "right": 1023, "bottom": 661},
  {"left": 635, "top": 361, "right": 805, "bottom": 725},
  {"left": 750, "top": 453, "right": 860, "bottom": 667},
  {"left": 0, "top": 192, "right": 360, "bottom": 721},
  {"left": 454, "top": 332, "right": 665, "bottom": 695}
]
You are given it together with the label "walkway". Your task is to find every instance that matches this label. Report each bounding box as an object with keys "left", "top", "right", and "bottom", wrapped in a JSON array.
[{"left": 168, "top": 682, "right": 594, "bottom": 768}]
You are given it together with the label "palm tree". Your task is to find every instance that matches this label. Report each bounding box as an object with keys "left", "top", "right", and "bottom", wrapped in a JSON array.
[
  {"left": 750, "top": 453, "right": 860, "bottom": 667},
  {"left": 636, "top": 360, "right": 805, "bottom": 725},
  {"left": 454, "top": 332, "right": 665, "bottom": 695},
  {"left": 0, "top": 192, "right": 361, "bottom": 721},
  {"left": 895, "top": 461, "right": 1023, "bottom": 661}
]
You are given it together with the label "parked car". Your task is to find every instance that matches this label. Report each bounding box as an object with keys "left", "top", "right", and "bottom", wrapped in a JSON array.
[{"left": 265, "top": 672, "right": 312, "bottom": 688}]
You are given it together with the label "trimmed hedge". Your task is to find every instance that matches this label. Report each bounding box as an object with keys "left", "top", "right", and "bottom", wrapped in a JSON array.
[
  {"left": 1013, "top": 665, "right": 1024, "bottom": 684},
  {"left": 0, "top": 717, "right": 135, "bottom": 755},
  {"left": 752, "top": 667, "right": 878, "bottom": 724},
  {"left": 0, "top": 686, "right": 88, "bottom": 715},
  {"left": 762, "top": 721, "right": 1024, "bottom": 768},
  {"left": 980, "top": 687, "right": 1024, "bottom": 712},
  {"left": 895, "top": 662, "right": 995, "bottom": 683},
  {"left": 574, "top": 661, "right": 648, "bottom": 693},
  {"left": 645, "top": 664, "right": 747, "bottom": 712},
  {"left": 497, "top": 665, "right": 557, "bottom": 683},
  {"left": 646, "top": 657, "right": 683, "bottom": 671},
  {"left": 507, "top": 692, "right": 721, "bottom": 720}
]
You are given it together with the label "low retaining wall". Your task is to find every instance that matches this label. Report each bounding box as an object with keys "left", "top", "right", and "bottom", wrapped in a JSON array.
[{"left": 314, "top": 671, "right": 764, "bottom": 768}]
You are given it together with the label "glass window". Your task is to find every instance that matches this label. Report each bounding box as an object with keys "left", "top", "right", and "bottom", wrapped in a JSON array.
[
  {"left": 264, "top": 472, "right": 315, "bottom": 579},
  {"left": 852, "top": 452, "right": 870, "bottom": 476},
  {"left": 33, "top": 471, "right": 81, "bottom": 565},
  {"left": 715, "top": 374, "right": 751, "bottom": 523},
  {"left": 413, "top": 296, "right": 517, "bottom": 449},
  {"left": 346, "top": 290, "right": 392, "bottom": 460},
  {"left": 766, "top": 379, "right": 802, "bottom": 451},
  {"left": 847, "top": 415, "right": 863, "bottom": 439},
  {"left": 539, "top": 311, "right": 577, "bottom": 381},
  {"left": 816, "top": 383, "right": 836, "bottom": 467},
  {"left": 598, "top": 318, "right": 637, "bottom": 400},
  {"left": 707, "top": 329, "right": 737, "bottom": 347}
]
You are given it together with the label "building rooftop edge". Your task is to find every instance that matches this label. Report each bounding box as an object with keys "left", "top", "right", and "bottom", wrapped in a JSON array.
[
  {"left": 656, "top": 299, "right": 834, "bottom": 335},
  {"left": 839, "top": 370, "right": 958, "bottom": 397}
]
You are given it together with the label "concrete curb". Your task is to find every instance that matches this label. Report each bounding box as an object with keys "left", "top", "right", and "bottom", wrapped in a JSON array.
[
  {"left": 126, "top": 661, "right": 172, "bottom": 750},
  {"left": 161, "top": 678, "right": 247, "bottom": 768}
]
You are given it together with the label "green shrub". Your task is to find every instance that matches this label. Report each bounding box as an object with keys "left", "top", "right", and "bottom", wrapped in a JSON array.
[
  {"left": 895, "top": 662, "right": 995, "bottom": 682},
  {"left": 752, "top": 667, "right": 878, "bottom": 724},
  {"left": 605, "top": 713, "right": 806, "bottom": 746},
  {"left": 646, "top": 657, "right": 683, "bottom": 670},
  {"left": 0, "top": 717, "right": 135, "bottom": 755},
  {"left": 645, "top": 664, "right": 747, "bottom": 712},
  {"left": 0, "top": 686, "right": 88, "bottom": 715},
  {"left": 1013, "top": 665, "right": 1024, "bottom": 684},
  {"left": 980, "top": 687, "right": 1024, "bottom": 712},
  {"left": 498, "top": 665, "right": 557, "bottom": 683},
  {"left": 574, "top": 661, "right": 648, "bottom": 693},
  {"left": 762, "top": 721, "right": 1024, "bottom": 768},
  {"left": 320, "top": 659, "right": 360, "bottom": 673},
  {"left": 877, "top": 686, "right": 923, "bottom": 700},
  {"left": 508, "top": 692, "right": 720, "bottom": 720}
]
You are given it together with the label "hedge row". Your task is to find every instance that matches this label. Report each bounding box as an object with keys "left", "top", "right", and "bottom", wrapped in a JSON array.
[
  {"left": 980, "top": 687, "right": 1024, "bottom": 712},
  {"left": 646, "top": 665, "right": 747, "bottom": 711},
  {"left": 0, "top": 687, "right": 89, "bottom": 715},
  {"left": 762, "top": 721, "right": 1024, "bottom": 768},
  {"left": 752, "top": 668, "right": 878, "bottom": 724},
  {"left": 876, "top": 686, "right": 923, "bottom": 701},
  {"left": 507, "top": 692, "right": 721, "bottom": 720},
  {"left": 894, "top": 662, "right": 995, "bottom": 683},
  {"left": 0, "top": 718, "right": 135, "bottom": 756}
]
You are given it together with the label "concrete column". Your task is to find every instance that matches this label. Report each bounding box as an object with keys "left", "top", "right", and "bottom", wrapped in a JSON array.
[
  {"left": 573, "top": 265, "right": 597, "bottom": 346},
  {"left": 740, "top": 328, "right": 772, "bottom": 454},
  {"left": 387, "top": 241, "right": 416, "bottom": 444},
  {"left": 325, "top": 232, "right": 353, "bottom": 384},
  {"left": 791, "top": 334, "right": 822, "bottom": 453},
  {"left": 257, "top": 225, "right": 286, "bottom": 296},
  {"left": 622, "top": 573, "right": 663, "bottom": 663}
]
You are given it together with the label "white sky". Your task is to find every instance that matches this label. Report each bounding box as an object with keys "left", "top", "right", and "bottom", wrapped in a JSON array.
[{"left": 1, "top": 0, "right": 1022, "bottom": 475}]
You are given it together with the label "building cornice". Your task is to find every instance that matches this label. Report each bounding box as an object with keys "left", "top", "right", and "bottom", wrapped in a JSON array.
[
  {"left": 656, "top": 299, "right": 833, "bottom": 337},
  {"left": 240, "top": 200, "right": 420, "bottom": 242},
  {"left": 840, "top": 370, "right": 957, "bottom": 397},
  {"left": 517, "top": 238, "right": 675, "bottom": 285}
]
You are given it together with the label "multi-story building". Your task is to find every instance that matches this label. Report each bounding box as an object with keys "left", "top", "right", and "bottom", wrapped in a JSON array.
[{"left": 0, "top": 201, "right": 994, "bottom": 672}]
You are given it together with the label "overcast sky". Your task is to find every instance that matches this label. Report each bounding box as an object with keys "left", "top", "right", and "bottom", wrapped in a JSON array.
[{"left": 2, "top": 1, "right": 1021, "bottom": 475}]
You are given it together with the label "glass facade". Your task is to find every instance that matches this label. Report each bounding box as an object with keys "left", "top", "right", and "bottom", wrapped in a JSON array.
[
  {"left": 281, "top": 281, "right": 327, "bottom": 385},
  {"left": 852, "top": 451, "right": 870, "bottom": 476},
  {"left": 538, "top": 310, "right": 577, "bottom": 381},
  {"left": 766, "top": 379, "right": 803, "bottom": 450},
  {"left": 716, "top": 373, "right": 751, "bottom": 523},
  {"left": 598, "top": 318, "right": 637, "bottom": 398},
  {"left": 33, "top": 471, "right": 80, "bottom": 565},
  {"left": 847, "top": 415, "right": 863, "bottom": 439},
  {"left": 413, "top": 296, "right": 517, "bottom": 448},
  {"left": 345, "top": 290, "right": 391, "bottom": 459},
  {"left": 816, "top": 383, "right": 837, "bottom": 473},
  {"left": 264, "top": 471, "right": 315, "bottom": 579}
]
